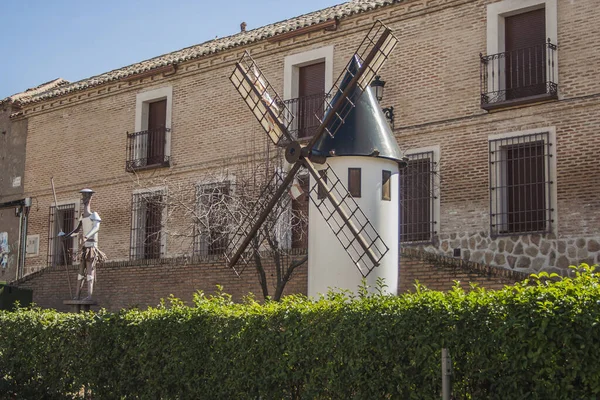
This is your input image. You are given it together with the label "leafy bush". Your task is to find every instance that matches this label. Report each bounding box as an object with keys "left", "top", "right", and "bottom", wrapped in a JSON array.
[{"left": 1, "top": 265, "right": 600, "bottom": 399}]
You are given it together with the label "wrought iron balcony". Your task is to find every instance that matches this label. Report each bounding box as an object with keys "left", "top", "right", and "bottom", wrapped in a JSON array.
[
  {"left": 480, "top": 39, "right": 557, "bottom": 111},
  {"left": 283, "top": 92, "right": 327, "bottom": 139},
  {"left": 126, "top": 127, "right": 171, "bottom": 172}
]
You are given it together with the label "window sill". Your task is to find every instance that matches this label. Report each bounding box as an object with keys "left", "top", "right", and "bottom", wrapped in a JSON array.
[
  {"left": 481, "top": 92, "right": 558, "bottom": 112},
  {"left": 126, "top": 159, "right": 171, "bottom": 173}
]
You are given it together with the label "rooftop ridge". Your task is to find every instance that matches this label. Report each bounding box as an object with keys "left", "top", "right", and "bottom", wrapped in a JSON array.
[{"left": 18, "top": 0, "right": 399, "bottom": 106}]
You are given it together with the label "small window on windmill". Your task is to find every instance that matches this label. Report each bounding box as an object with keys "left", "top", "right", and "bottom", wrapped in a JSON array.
[
  {"left": 317, "top": 170, "right": 328, "bottom": 200},
  {"left": 382, "top": 170, "right": 391, "bottom": 201},
  {"left": 348, "top": 168, "right": 361, "bottom": 198}
]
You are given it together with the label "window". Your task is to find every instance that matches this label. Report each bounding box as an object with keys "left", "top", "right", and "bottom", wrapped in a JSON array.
[
  {"left": 291, "top": 175, "right": 309, "bottom": 248},
  {"left": 348, "top": 168, "right": 361, "bottom": 198},
  {"left": 400, "top": 151, "right": 438, "bottom": 243},
  {"left": 195, "top": 182, "right": 231, "bottom": 257},
  {"left": 131, "top": 190, "right": 165, "bottom": 260},
  {"left": 481, "top": 0, "right": 558, "bottom": 109},
  {"left": 127, "top": 86, "right": 173, "bottom": 171},
  {"left": 489, "top": 130, "right": 554, "bottom": 236},
  {"left": 48, "top": 202, "right": 78, "bottom": 266},
  {"left": 284, "top": 46, "right": 333, "bottom": 139},
  {"left": 382, "top": 170, "right": 391, "bottom": 201}
]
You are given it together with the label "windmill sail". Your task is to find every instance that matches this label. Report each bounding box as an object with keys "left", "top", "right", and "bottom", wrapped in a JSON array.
[
  {"left": 304, "top": 160, "right": 388, "bottom": 276},
  {"left": 230, "top": 53, "right": 294, "bottom": 146},
  {"left": 309, "top": 20, "right": 398, "bottom": 143}
]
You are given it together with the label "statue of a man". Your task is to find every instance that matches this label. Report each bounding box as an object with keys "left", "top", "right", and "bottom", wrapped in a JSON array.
[{"left": 59, "top": 188, "right": 106, "bottom": 300}]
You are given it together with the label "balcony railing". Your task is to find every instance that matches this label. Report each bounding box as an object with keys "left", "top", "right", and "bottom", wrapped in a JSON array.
[
  {"left": 126, "top": 127, "right": 170, "bottom": 171},
  {"left": 283, "top": 92, "right": 327, "bottom": 139},
  {"left": 480, "top": 39, "right": 557, "bottom": 110}
]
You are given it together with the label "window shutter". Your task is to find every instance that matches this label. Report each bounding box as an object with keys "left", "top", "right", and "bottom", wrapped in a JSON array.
[{"left": 348, "top": 168, "right": 361, "bottom": 198}]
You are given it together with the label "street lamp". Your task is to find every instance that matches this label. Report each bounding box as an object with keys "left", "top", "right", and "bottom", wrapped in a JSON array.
[{"left": 370, "top": 75, "right": 394, "bottom": 128}]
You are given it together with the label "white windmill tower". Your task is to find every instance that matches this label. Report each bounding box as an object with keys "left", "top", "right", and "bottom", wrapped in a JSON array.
[
  {"left": 307, "top": 55, "right": 405, "bottom": 296},
  {"left": 226, "top": 21, "right": 403, "bottom": 296}
]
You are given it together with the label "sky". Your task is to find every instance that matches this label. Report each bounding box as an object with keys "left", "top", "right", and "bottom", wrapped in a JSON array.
[{"left": 0, "top": 0, "right": 345, "bottom": 99}]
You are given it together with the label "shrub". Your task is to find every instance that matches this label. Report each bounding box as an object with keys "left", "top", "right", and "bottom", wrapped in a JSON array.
[{"left": 1, "top": 265, "right": 600, "bottom": 399}]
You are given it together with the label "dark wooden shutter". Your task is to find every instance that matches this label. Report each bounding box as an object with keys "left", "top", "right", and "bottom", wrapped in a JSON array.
[
  {"left": 505, "top": 8, "right": 546, "bottom": 98},
  {"left": 147, "top": 99, "right": 167, "bottom": 165},
  {"left": 506, "top": 141, "right": 546, "bottom": 233},
  {"left": 292, "top": 176, "right": 309, "bottom": 248},
  {"left": 348, "top": 168, "right": 361, "bottom": 198},
  {"left": 208, "top": 184, "right": 229, "bottom": 255},
  {"left": 298, "top": 62, "right": 325, "bottom": 138}
]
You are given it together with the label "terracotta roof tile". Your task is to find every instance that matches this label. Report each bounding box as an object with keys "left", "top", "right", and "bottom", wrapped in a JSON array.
[
  {"left": 20, "top": 0, "right": 397, "bottom": 105},
  {"left": 1, "top": 78, "right": 69, "bottom": 105}
]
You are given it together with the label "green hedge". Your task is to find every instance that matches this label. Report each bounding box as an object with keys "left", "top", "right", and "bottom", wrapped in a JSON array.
[{"left": 2, "top": 266, "right": 600, "bottom": 399}]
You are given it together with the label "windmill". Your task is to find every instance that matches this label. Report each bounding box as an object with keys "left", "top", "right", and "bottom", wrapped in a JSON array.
[{"left": 226, "top": 20, "right": 404, "bottom": 296}]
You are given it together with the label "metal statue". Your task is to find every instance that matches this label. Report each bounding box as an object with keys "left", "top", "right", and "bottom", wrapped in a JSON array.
[{"left": 59, "top": 188, "right": 106, "bottom": 299}]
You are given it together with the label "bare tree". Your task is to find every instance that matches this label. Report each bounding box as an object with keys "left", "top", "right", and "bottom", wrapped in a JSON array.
[{"left": 130, "top": 145, "right": 308, "bottom": 301}]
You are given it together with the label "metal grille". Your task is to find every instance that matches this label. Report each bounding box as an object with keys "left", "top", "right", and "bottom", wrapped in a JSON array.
[
  {"left": 309, "top": 165, "right": 388, "bottom": 277},
  {"left": 283, "top": 93, "right": 327, "bottom": 139},
  {"left": 195, "top": 183, "right": 231, "bottom": 258},
  {"left": 126, "top": 127, "right": 171, "bottom": 171},
  {"left": 291, "top": 175, "right": 309, "bottom": 249},
  {"left": 400, "top": 152, "right": 437, "bottom": 243},
  {"left": 480, "top": 40, "right": 557, "bottom": 108},
  {"left": 130, "top": 192, "right": 164, "bottom": 260},
  {"left": 47, "top": 203, "right": 76, "bottom": 267},
  {"left": 489, "top": 132, "right": 553, "bottom": 236}
]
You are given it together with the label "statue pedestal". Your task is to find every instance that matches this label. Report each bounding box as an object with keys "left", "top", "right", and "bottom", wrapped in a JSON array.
[{"left": 63, "top": 299, "right": 97, "bottom": 313}]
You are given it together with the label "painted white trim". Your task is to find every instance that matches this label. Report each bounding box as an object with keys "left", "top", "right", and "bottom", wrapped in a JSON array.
[
  {"left": 283, "top": 45, "right": 334, "bottom": 101},
  {"left": 134, "top": 86, "right": 173, "bottom": 158},
  {"left": 488, "top": 126, "right": 558, "bottom": 235},
  {"left": 403, "top": 145, "right": 441, "bottom": 240},
  {"left": 486, "top": 0, "right": 558, "bottom": 97}
]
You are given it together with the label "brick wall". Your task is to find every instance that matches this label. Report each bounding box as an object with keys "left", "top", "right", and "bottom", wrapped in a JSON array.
[
  {"left": 13, "top": 250, "right": 524, "bottom": 312},
  {"left": 13, "top": 0, "right": 600, "bottom": 278}
]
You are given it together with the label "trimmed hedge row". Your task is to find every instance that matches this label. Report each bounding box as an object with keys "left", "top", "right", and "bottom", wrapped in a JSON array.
[{"left": 2, "top": 267, "right": 600, "bottom": 399}]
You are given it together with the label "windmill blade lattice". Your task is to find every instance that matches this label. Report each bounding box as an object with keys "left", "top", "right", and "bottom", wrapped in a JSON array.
[
  {"left": 311, "top": 20, "right": 398, "bottom": 142},
  {"left": 230, "top": 53, "right": 295, "bottom": 147},
  {"left": 224, "top": 166, "right": 298, "bottom": 273},
  {"left": 305, "top": 161, "right": 389, "bottom": 277}
]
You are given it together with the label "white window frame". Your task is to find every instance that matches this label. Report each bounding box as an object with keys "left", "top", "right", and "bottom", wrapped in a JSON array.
[
  {"left": 194, "top": 174, "right": 235, "bottom": 257},
  {"left": 488, "top": 127, "right": 557, "bottom": 236},
  {"left": 401, "top": 146, "right": 441, "bottom": 243},
  {"left": 486, "top": 0, "right": 558, "bottom": 99},
  {"left": 130, "top": 186, "right": 167, "bottom": 259},
  {"left": 283, "top": 46, "right": 334, "bottom": 136},
  {"left": 49, "top": 199, "right": 80, "bottom": 266},
  {"left": 134, "top": 86, "right": 173, "bottom": 164}
]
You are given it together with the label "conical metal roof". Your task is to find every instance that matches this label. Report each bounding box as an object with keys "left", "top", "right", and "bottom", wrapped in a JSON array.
[{"left": 311, "top": 55, "right": 404, "bottom": 164}]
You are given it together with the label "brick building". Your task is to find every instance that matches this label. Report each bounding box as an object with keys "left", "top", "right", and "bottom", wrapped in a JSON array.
[
  {"left": 6, "top": 0, "right": 600, "bottom": 307},
  {"left": 0, "top": 79, "right": 69, "bottom": 282}
]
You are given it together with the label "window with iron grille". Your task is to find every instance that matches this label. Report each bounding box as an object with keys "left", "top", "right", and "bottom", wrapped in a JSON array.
[
  {"left": 400, "top": 152, "right": 437, "bottom": 243},
  {"left": 130, "top": 191, "right": 165, "bottom": 260},
  {"left": 489, "top": 132, "right": 553, "bottom": 236},
  {"left": 195, "top": 182, "right": 231, "bottom": 257},
  {"left": 48, "top": 203, "right": 77, "bottom": 267}
]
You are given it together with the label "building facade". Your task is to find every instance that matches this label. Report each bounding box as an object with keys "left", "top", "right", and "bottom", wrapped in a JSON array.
[
  {"left": 0, "top": 79, "right": 68, "bottom": 281},
  {"left": 9, "top": 0, "right": 600, "bottom": 284}
]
